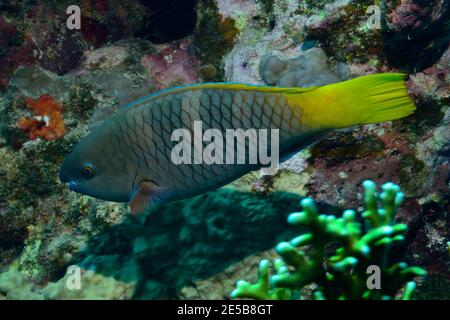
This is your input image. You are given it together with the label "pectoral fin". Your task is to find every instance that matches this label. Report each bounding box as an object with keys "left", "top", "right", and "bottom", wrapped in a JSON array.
[{"left": 129, "top": 180, "right": 160, "bottom": 215}]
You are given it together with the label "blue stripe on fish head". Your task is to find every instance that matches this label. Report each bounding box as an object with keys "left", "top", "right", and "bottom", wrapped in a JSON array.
[{"left": 59, "top": 119, "right": 134, "bottom": 203}]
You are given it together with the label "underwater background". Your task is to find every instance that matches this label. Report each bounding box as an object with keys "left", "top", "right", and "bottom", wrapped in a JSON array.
[{"left": 0, "top": 0, "right": 449, "bottom": 299}]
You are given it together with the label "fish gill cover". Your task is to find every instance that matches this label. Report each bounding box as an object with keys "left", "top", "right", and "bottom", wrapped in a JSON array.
[{"left": 0, "top": 0, "right": 448, "bottom": 300}]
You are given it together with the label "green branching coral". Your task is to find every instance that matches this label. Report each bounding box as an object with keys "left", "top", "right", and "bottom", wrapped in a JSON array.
[{"left": 231, "top": 181, "right": 426, "bottom": 300}]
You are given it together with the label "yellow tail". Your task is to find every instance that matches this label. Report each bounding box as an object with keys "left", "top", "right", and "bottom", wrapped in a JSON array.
[{"left": 292, "top": 73, "right": 416, "bottom": 129}]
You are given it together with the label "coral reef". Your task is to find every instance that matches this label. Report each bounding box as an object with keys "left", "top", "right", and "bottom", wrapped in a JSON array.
[
  {"left": 73, "top": 190, "right": 318, "bottom": 299},
  {"left": 0, "top": 0, "right": 448, "bottom": 300},
  {"left": 0, "top": 0, "right": 150, "bottom": 90},
  {"left": 180, "top": 249, "right": 280, "bottom": 300},
  {"left": 0, "top": 189, "right": 338, "bottom": 299},
  {"left": 304, "top": 1, "right": 385, "bottom": 66},
  {"left": 231, "top": 181, "right": 427, "bottom": 300},
  {"left": 219, "top": 0, "right": 450, "bottom": 284},
  {"left": 0, "top": 269, "right": 44, "bottom": 300},
  {"left": 0, "top": 16, "right": 36, "bottom": 91},
  {"left": 0, "top": 38, "right": 155, "bottom": 282},
  {"left": 194, "top": 0, "right": 240, "bottom": 81},
  {"left": 0, "top": 268, "right": 134, "bottom": 300},
  {"left": 383, "top": 0, "right": 450, "bottom": 73},
  {"left": 141, "top": 39, "right": 200, "bottom": 89}
]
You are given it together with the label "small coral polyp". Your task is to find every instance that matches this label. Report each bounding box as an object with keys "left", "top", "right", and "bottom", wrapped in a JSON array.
[
  {"left": 231, "top": 181, "right": 427, "bottom": 300},
  {"left": 18, "top": 94, "right": 67, "bottom": 141}
]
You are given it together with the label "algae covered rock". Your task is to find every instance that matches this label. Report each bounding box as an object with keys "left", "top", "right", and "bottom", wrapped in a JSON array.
[
  {"left": 0, "top": 266, "right": 134, "bottom": 300},
  {"left": 44, "top": 269, "right": 135, "bottom": 300},
  {"left": 0, "top": 269, "right": 44, "bottom": 300},
  {"left": 259, "top": 47, "right": 347, "bottom": 87},
  {"left": 72, "top": 189, "right": 314, "bottom": 299}
]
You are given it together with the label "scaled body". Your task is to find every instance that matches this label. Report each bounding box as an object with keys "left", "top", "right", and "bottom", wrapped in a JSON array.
[{"left": 59, "top": 74, "right": 415, "bottom": 214}]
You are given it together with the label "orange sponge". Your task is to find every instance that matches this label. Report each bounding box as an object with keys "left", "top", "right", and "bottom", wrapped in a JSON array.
[{"left": 18, "top": 94, "right": 67, "bottom": 141}]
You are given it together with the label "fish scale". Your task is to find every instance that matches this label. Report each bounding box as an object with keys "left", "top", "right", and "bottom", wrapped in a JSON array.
[{"left": 121, "top": 87, "right": 304, "bottom": 196}]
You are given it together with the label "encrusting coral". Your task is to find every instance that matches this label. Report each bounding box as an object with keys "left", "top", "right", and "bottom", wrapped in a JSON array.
[
  {"left": 17, "top": 94, "right": 67, "bottom": 141},
  {"left": 141, "top": 39, "right": 200, "bottom": 89},
  {"left": 259, "top": 48, "right": 346, "bottom": 87},
  {"left": 231, "top": 181, "right": 427, "bottom": 300}
]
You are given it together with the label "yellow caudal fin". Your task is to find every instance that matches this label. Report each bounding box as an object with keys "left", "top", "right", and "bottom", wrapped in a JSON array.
[{"left": 293, "top": 73, "right": 416, "bottom": 129}]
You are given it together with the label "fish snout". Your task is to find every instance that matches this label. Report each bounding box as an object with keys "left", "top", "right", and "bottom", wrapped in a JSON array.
[
  {"left": 59, "top": 169, "right": 78, "bottom": 191},
  {"left": 68, "top": 181, "right": 78, "bottom": 191}
]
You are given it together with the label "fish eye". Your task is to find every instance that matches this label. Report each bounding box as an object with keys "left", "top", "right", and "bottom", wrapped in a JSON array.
[{"left": 81, "top": 162, "right": 95, "bottom": 180}]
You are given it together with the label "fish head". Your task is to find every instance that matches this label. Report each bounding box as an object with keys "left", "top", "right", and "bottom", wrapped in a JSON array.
[{"left": 59, "top": 123, "right": 134, "bottom": 203}]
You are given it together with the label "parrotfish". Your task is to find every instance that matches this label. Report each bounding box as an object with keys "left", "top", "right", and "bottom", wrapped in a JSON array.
[{"left": 59, "top": 73, "right": 415, "bottom": 214}]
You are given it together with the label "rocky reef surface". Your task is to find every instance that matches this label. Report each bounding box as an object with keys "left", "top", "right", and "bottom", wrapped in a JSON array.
[{"left": 0, "top": 0, "right": 449, "bottom": 299}]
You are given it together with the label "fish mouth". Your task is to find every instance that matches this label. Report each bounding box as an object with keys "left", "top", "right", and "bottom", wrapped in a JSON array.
[
  {"left": 67, "top": 181, "right": 78, "bottom": 191},
  {"left": 59, "top": 170, "right": 78, "bottom": 191}
]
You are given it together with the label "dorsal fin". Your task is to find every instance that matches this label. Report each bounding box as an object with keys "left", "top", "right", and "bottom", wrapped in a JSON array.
[{"left": 119, "top": 82, "right": 319, "bottom": 113}]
